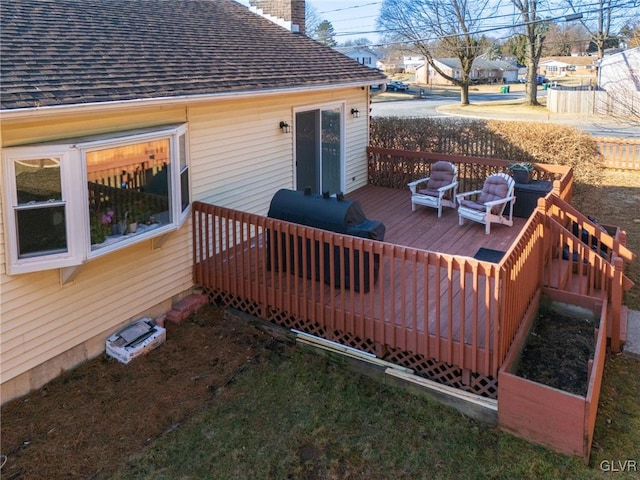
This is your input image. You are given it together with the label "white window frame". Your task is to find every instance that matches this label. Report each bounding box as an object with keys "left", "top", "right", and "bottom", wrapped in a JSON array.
[{"left": 2, "top": 124, "right": 190, "bottom": 275}]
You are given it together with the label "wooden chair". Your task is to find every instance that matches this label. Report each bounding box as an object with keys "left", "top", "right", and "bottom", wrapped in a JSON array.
[
  {"left": 408, "top": 161, "right": 458, "bottom": 217},
  {"left": 456, "top": 173, "right": 516, "bottom": 234}
]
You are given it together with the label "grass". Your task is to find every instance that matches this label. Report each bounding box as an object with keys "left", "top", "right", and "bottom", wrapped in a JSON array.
[
  {"left": 114, "top": 350, "right": 597, "bottom": 479},
  {"left": 113, "top": 345, "right": 639, "bottom": 479},
  {"left": 572, "top": 170, "right": 640, "bottom": 310}
]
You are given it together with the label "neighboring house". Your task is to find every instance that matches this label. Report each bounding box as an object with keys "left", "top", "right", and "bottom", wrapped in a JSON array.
[
  {"left": 376, "top": 56, "right": 405, "bottom": 73},
  {"left": 547, "top": 48, "right": 639, "bottom": 115},
  {"left": 402, "top": 56, "right": 425, "bottom": 73},
  {"left": 415, "top": 57, "right": 518, "bottom": 85},
  {"left": 334, "top": 46, "right": 380, "bottom": 69},
  {"left": 0, "top": 0, "right": 386, "bottom": 404},
  {"left": 598, "top": 47, "right": 640, "bottom": 92},
  {"left": 377, "top": 55, "right": 425, "bottom": 74},
  {"left": 538, "top": 56, "right": 597, "bottom": 78},
  {"left": 597, "top": 47, "right": 640, "bottom": 116}
]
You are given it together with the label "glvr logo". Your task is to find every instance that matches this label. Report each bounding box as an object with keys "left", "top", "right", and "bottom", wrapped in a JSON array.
[{"left": 599, "top": 460, "right": 638, "bottom": 472}]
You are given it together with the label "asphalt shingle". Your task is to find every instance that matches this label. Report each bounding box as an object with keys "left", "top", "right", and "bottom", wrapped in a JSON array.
[{"left": 1, "top": 0, "right": 386, "bottom": 110}]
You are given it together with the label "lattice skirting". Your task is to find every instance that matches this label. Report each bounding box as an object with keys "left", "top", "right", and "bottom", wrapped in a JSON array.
[{"left": 205, "top": 288, "right": 498, "bottom": 399}]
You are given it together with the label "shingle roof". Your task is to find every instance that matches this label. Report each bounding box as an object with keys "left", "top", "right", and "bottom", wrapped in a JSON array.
[{"left": 1, "top": 0, "right": 386, "bottom": 111}]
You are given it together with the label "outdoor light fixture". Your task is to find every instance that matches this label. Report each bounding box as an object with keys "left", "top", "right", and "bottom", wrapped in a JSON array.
[
  {"left": 350, "top": 108, "right": 360, "bottom": 118},
  {"left": 279, "top": 121, "right": 291, "bottom": 133}
]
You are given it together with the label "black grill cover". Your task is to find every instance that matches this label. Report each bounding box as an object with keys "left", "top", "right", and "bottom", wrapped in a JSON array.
[
  {"left": 268, "top": 189, "right": 368, "bottom": 234},
  {"left": 266, "top": 189, "right": 385, "bottom": 292}
]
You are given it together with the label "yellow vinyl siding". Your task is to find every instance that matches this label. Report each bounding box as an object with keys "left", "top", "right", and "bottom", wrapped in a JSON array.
[
  {"left": 0, "top": 227, "right": 192, "bottom": 381},
  {"left": 344, "top": 101, "right": 370, "bottom": 192},
  {"left": 0, "top": 107, "right": 188, "bottom": 147},
  {"left": 189, "top": 88, "right": 366, "bottom": 215},
  {"left": 1, "top": 86, "right": 370, "bottom": 401},
  {"left": 0, "top": 196, "right": 5, "bottom": 276}
]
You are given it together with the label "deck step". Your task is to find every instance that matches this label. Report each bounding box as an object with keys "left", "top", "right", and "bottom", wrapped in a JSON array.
[
  {"left": 607, "top": 305, "right": 628, "bottom": 344},
  {"left": 566, "top": 272, "right": 589, "bottom": 295},
  {"left": 545, "top": 258, "right": 570, "bottom": 290}
]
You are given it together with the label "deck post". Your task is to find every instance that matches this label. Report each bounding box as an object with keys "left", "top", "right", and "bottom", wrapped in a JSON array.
[{"left": 610, "top": 256, "right": 623, "bottom": 353}]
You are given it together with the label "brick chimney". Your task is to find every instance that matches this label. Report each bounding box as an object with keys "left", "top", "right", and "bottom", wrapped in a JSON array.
[{"left": 249, "top": 0, "right": 305, "bottom": 35}]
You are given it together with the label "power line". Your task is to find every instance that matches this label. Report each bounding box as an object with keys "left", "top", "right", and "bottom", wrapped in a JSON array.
[
  {"left": 330, "top": 0, "right": 638, "bottom": 47},
  {"left": 326, "top": 0, "right": 637, "bottom": 41},
  {"left": 318, "top": 1, "right": 383, "bottom": 15}
]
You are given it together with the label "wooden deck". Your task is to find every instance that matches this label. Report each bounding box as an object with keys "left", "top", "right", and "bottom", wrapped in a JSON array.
[
  {"left": 347, "top": 185, "right": 528, "bottom": 257},
  {"left": 192, "top": 185, "right": 531, "bottom": 381},
  {"left": 193, "top": 156, "right": 631, "bottom": 396}
]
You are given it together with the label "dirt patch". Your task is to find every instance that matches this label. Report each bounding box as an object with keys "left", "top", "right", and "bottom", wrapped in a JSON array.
[
  {"left": 516, "top": 304, "right": 597, "bottom": 396},
  {"left": 0, "top": 305, "right": 277, "bottom": 480}
]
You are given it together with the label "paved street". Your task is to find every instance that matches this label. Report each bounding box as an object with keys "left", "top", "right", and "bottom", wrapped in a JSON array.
[{"left": 371, "top": 89, "right": 640, "bottom": 139}]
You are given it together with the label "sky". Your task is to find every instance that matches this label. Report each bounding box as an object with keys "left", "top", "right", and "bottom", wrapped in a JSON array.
[
  {"left": 236, "top": 1, "right": 639, "bottom": 48},
  {"left": 235, "top": 0, "right": 383, "bottom": 44},
  {"left": 309, "top": 1, "right": 383, "bottom": 44}
]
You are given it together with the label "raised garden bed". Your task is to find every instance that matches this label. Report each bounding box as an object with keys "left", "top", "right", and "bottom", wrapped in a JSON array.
[{"left": 498, "top": 288, "right": 607, "bottom": 461}]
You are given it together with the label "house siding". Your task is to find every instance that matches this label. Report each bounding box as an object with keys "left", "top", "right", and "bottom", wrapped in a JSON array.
[{"left": 0, "top": 86, "right": 369, "bottom": 404}]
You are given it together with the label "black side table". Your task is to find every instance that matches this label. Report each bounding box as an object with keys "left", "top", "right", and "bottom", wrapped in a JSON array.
[{"left": 513, "top": 180, "right": 553, "bottom": 218}]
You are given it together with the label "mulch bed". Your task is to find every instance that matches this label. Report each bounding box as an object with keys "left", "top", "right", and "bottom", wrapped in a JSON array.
[{"left": 0, "top": 305, "right": 278, "bottom": 480}]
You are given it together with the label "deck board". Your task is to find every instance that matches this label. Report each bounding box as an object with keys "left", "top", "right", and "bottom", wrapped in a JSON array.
[{"left": 348, "top": 185, "right": 527, "bottom": 257}]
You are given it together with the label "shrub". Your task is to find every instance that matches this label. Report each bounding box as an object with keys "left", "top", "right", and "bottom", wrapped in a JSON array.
[{"left": 370, "top": 117, "right": 604, "bottom": 189}]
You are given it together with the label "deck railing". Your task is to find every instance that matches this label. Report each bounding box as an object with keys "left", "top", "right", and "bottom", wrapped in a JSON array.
[
  {"left": 192, "top": 194, "right": 633, "bottom": 381},
  {"left": 193, "top": 202, "right": 506, "bottom": 376},
  {"left": 542, "top": 195, "right": 636, "bottom": 352},
  {"left": 192, "top": 152, "right": 634, "bottom": 386},
  {"left": 366, "top": 147, "right": 571, "bottom": 195},
  {"left": 497, "top": 215, "right": 545, "bottom": 363}
]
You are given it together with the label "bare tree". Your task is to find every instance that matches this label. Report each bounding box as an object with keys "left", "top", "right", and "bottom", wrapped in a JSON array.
[
  {"left": 377, "top": 0, "right": 498, "bottom": 105},
  {"left": 509, "top": 0, "right": 551, "bottom": 106},
  {"left": 620, "top": 19, "right": 640, "bottom": 48},
  {"left": 542, "top": 23, "right": 590, "bottom": 56},
  {"left": 564, "top": 0, "right": 633, "bottom": 59},
  {"left": 305, "top": 3, "right": 322, "bottom": 39},
  {"left": 341, "top": 38, "right": 374, "bottom": 47}
]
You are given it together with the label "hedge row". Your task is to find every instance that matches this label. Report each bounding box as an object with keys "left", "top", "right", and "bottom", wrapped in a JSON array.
[{"left": 370, "top": 117, "right": 603, "bottom": 187}]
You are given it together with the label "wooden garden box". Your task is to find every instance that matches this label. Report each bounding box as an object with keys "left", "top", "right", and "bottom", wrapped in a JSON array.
[{"left": 498, "top": 288, "right": 607, "bottom": 461}]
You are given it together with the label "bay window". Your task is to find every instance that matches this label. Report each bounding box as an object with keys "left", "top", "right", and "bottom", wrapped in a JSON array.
[{"left": 2, "top": 124, "right": 190, "bottom": 275}]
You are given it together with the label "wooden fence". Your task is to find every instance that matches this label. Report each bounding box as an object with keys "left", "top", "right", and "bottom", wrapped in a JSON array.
[
  {"left": 547, "top": 88, "right": 640, "bottom": 117},
  {"left": 595, "top": 137, "right": 640, "bottom": 170}
]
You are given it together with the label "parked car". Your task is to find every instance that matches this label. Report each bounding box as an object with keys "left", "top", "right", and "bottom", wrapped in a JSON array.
[
  {"left": 386, "top": 80, "right": 410, "bottom": 92},
  {"left": 518, "top": 75, "right": 549, "bottom": 85}
]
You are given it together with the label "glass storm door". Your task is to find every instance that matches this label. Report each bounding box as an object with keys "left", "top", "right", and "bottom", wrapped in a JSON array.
[{"left": 295, "top": 107, "right": 342, "bottom": 195}]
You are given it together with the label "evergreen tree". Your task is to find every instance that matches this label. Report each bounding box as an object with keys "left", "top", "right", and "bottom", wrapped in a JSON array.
[{"left": 315, "top": 20, "right": 337, "bottom": 47}]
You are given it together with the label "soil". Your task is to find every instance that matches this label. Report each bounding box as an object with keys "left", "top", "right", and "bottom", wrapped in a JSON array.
[
  {"left": 516, "top": 304, "right": 596, "bottom": 396},
  {"left": 0, "top": 304, "right": 282, "bottom": 480}
]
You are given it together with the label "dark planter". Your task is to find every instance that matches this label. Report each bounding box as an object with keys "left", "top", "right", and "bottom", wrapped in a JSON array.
[{"left": 510, "top": 167, "right": 532, "bottom": 184}]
